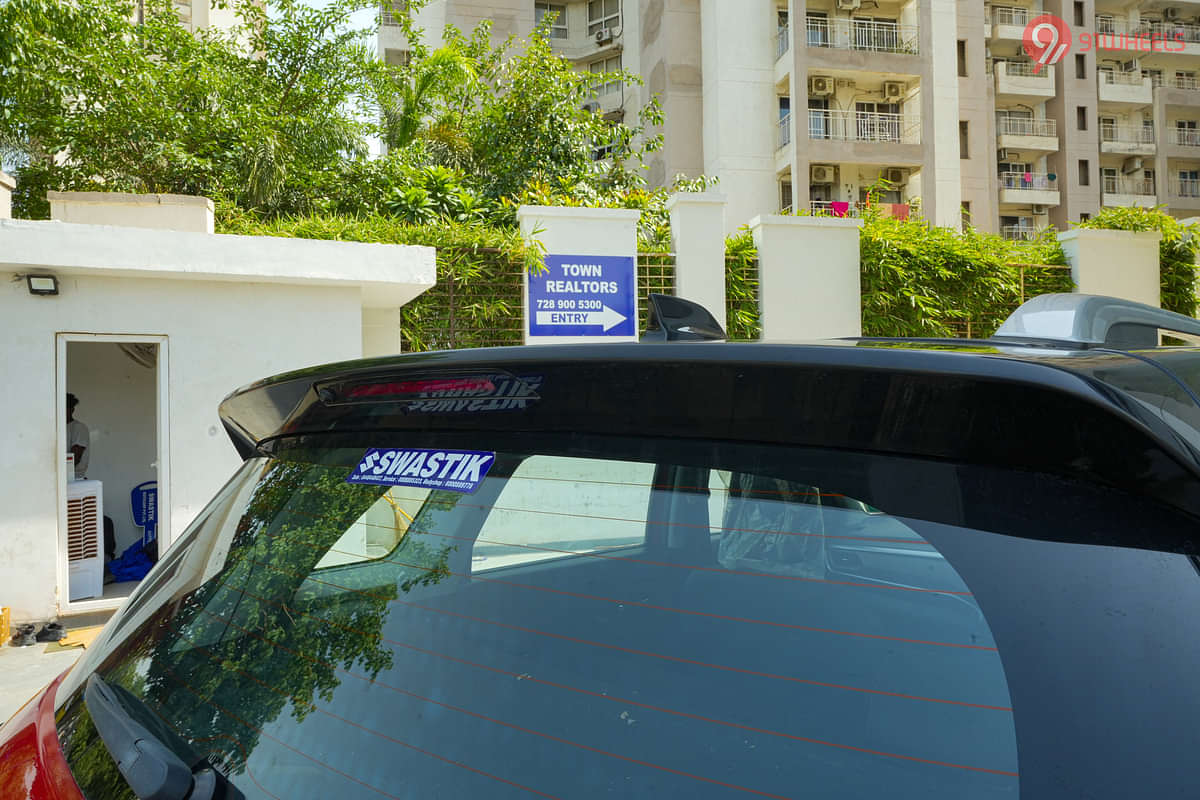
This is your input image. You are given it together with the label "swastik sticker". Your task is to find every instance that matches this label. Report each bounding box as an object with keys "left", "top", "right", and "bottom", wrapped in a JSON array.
[{"left": 347, "top": 448, "right": 496, "bottom": 493}]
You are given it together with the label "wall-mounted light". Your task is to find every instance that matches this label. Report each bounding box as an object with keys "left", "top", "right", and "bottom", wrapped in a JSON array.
[{"left": 26, "top": 274, "right": 58, "bottom": 296}]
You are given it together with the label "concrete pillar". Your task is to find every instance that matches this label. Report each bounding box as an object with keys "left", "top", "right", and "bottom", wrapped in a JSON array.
[
  {"left": 668, "top": 192, "right": 728, "bottom": 330},
  {"left": 47, "top": 191, "right": 214, "bottom": 234},
  {"left": 1058, "top": 229, "right": 1162, "bottom": 307},
  {"left": 517, "top": 205, "right": 642, "bottom": 345},
  {"left": 0, "top": 171, "right": 14, "bottom": 220},
  {"left": 750, "top": 215, "right": 864, "bottom": 340},
  {"left": 920, "top": 0, "right": 963, "bottom": 230},
  {"left": 362, "top": 308, "right": 402, "bottom": 356}
]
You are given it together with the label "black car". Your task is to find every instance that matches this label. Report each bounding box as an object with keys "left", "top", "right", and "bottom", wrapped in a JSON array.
[{"left": 21, "top": 294, "right": 1200, "bottom": 799}]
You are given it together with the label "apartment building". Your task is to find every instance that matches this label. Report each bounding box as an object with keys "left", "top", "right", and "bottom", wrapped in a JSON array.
[{"left": 380, "top": 1, "right": 1200, "bottom": 235}]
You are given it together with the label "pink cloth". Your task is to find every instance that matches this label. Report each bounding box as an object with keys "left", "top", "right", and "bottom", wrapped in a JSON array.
[
  {"left": 891, "top": 203, "right": 910, "bottom": 220},
  {"left": 830, "top": 201, "right": 851, "bottom": 217}
]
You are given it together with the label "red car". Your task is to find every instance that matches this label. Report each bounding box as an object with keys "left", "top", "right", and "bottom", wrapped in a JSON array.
[{"left": 4, "top": 294, "right": 1200, "bottom": 800}]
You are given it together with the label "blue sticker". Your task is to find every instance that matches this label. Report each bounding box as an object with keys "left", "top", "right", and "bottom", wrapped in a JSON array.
[{"left": 347, "top": 448, "right": 496, "bottom": 493}]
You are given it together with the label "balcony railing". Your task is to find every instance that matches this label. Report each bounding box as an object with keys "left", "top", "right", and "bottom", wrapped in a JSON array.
[
  {"left": 1100, "top": 70, "right": 1147, "bottom": 86},
  {"left": 997, "top": 60, "right": 1051, "bottom": 79},
  {"left": 1001, "top": 225, "right": 1039, "bottom": 241},
  {"left": 997, "top": 117, "right": 1057, "bottom": 137},
  {"left": 992, "top": 7, "right": 1032, "bottom": 27},
  {"left": 1100, "top": 124, "right": 1156, "bottom": 144},
  {"left": 1158, "top": 74, "right": 1200, "bottom": 90},
  {"left": 1000, "top": 172, "right": 1057, "bottom": 190},
  {"left": 808, "top": 110, "right": 921, "bottom": 144},
  {"left": 1174, "top": 178, "right": 1200, "bottom": 197},
  {"left": 810, "top": 200, "right": 863, "bottom": 217},
  {"left": 1103, "top": 176, "right": 1156, "bottom": 195},
  {"left": 1148, "top": 21, "right": 1200, "bottom": 44},
  {"left": 778, "top": 113, "right": 792, "bottom": 149},
  {"left": 777, "top": 25, "right": 790, "bottom": 58},
  {"left": 805, "top": 17, "right": 919, "bottom": 54},
  {"left": 1169, "top": 127, "right": 1200, "bottom": 146}
]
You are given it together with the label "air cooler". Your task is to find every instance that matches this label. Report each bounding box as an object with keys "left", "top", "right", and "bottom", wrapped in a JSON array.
[{"left": 67, "top": 479, "right": 104, "bottom": 601}]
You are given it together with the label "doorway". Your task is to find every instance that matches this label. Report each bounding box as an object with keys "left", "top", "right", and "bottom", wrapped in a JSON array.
[{"left": 58, "top": 334, "right": 169, "bottom": 613}]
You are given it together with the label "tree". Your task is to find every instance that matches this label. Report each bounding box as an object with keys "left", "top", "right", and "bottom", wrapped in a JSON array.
[{"left": 0, "top": 0, "right": 381, "bottom": 217}]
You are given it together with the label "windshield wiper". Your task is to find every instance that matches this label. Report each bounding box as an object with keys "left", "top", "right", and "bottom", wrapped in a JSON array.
[{"left": 84, "top": 675, "right": 239, "bottom": 800}]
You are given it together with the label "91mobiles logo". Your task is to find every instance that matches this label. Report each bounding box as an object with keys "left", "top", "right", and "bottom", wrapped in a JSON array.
[{"left": 1023, "top": 13, "right": 1185, "bottom": 73}]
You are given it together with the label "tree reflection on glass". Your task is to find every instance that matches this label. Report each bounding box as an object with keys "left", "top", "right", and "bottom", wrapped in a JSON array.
[{"left": 60, "top": 459, "right": 457, "bottom": 796}]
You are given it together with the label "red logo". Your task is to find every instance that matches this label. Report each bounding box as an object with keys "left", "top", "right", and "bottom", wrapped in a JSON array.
[{"left": 1023, "top": 14, "right": 1072, "bottom": 73}]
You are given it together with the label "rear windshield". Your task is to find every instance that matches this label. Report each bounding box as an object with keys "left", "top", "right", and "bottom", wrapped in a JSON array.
[{"left": 51, "top": 438, "right": 1200, "bottom": 798}]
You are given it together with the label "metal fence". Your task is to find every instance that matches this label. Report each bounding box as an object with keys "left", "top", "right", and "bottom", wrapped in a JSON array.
[
  {"left": 636, "top": 253, "right": 677, "bottom": 333},
  {"left": 938, "top": 263, "right": 1073, "bottom": 339}
]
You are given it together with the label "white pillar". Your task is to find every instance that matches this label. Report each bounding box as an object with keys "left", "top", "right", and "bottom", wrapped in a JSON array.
[
  {"left": 0, "top": 171, "right": 13, "bottom": 220},
  {"left": 750, "top": 215, "right": 864, "bottom": 340},
  {"left": 361, "top": 308, "right": 401, "bottom": 357},
  {"left": 517, "top": 205, "right": 642, "bottom": 345},
  {"left": 668, "top": 192, "right": 728, "bottom": 331},
  {"left": 1058, "top": 229, "right": 1162, "bottom": 308}
]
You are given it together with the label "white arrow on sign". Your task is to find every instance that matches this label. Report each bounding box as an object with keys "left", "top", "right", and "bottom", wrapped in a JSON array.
[{"left": 536, "top": 305, "right": 628, "bottom": 332}]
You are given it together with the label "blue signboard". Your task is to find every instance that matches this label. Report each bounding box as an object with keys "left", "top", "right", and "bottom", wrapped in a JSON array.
[{"left": 528, "top": 254, "right": 636, "bottom": 338}]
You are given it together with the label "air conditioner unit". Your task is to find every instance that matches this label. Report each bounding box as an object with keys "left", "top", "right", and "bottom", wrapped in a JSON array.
[
  {"left": 595, "top": 28, "right": 614, "bottom": 44},
  {"left": 1164, "top": 7, "right": 1179, "bottom": 20},
  {"left": 1122, "top": 156, "right": 1144, "bottom": 174},
  {"left": 809, "top": 76, "right": 834, "bottom": 96},
  {"left": 67, "top": 479, "right": 104, "bottom": 602},
  {"left": 811, "top": 164, "right": 836, "bottom": 183},
  {"left": 997, "top": 148, "right": 1012, "bottom": 160},
  {"left": 1121, "top": 59, "right": 1140, "bottom": 72},
  {"left": 885, "top": 167, "right": 907, "bottom": 184},
  {"left": 837, "top": 0, "right": 861, "bottom": 9},
  {"left": 882, "top": 81, "right": 905, "bottom": 99},
  {"left": 1032, "top": 204, "right": 1049, "bottom": 215}
]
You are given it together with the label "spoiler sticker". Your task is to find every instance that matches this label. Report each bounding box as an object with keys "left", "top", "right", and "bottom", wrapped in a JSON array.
[{"left": 347, "top": 448, "right": 496, "bottom": 493}]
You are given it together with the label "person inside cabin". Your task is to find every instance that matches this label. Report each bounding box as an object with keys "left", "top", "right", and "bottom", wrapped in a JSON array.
[{"left": 67, "top": 392, "right": 116, "bottom": 562}]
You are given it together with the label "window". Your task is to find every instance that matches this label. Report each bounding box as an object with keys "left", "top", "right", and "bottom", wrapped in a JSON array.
[
  {"left": 1073, "top": 1, "right": 1084, "bottom": 26},
  {"left": 1079, "top": 158, "right": 1090, "bottom": 186},
  {"left": 808, "top": 96, "right": 830, "bottom": 139},
  {"left": 1077, "top": 106, "right": 1088, "bottom": 130},
  {"left": 957, "top": 40, "right": 968, "bottom": 77},
  {"left": 806, "top": 11, "right": 829, "bottom": 46},
  {"left": 1079, "top": 212, "right": 1091, "bottom": 221},
  {"left": 961, "top": 201, "right": 972, "bottom": 228},
  {"left": 535, "top": 3, "right": 569, "bottom": 39},
  {"left": 1101, "top": 167, "right": 1119, "bottom": 193},
  {"left": 587, "top": 0, "right": 620, "bottom": 36},
  {"left": 1075, "top": 53, "right": 1086, "bottom": 79},
  {"left": 589, "top": 54, "right": 622, "bottom": 97},
  {"left": 780, "top": 181, "right": 794, "bottom": 213},
  {"left": 959, "top": 121, "right": 970, "bottom": 158},
  {"left": 1096, "top": 14, "right": 1115, "bottom": 34}
]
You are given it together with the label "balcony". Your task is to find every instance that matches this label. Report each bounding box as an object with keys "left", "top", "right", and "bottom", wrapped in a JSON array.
[
  {"left": 991, "top": 7, "right": 1032, "bottom": 41},
  {"left": 804, "top": 18, "right": 919, "bottom": 55},
  {"left": 994, "top": 60, "right": 1055, "bottom": 101},
  {"left": 1001, "top": 225, "right": 1040, "bottom": 241},
  {"left": 1098, "top": 70, "right": 1154, "bottom": 104},
  {"left": 1100, "top": 123, "right": 1156, "bottom": 155},
  {"left": 1168, "top": 178, "right": 1200, "bottom": 208},
  {"left": 1147, "top": 21, "right": 1200, "bottom": 51},
  {"left": 998, "top": 172, "right": 1060, "bottom": 206},
  {"left": 996, "top": 116, "right": 1059, "bottom": 152},
  {"left": 1168, "top": 127, "right": 1200, "bottom": 147},
  {"left": 1102, "top": 176, "right": 1158, "bottom": 207},
  {"left": 808, "top": 110, "right": 921, "bottom": 144},
  {"left": 777, "top": 25, "right": 789, "bottom": 60},
  {"left": 810, "top": 200, "right": 862, "bottom": 217}
]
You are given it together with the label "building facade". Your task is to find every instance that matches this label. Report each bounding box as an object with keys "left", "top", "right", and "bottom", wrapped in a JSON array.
[{"left": 380, "top": 1, "right": 1200, "bottom": 235}]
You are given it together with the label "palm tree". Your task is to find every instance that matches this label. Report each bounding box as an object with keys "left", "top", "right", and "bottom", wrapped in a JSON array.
[{"left": 379, "top": 46, "right": 475, "bottom": 152}]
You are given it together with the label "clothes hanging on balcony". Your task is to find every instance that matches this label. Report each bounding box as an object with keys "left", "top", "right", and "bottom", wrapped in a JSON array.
[
  {"left": 891, "top": 203, "right": 910, "bottom": 220},
  {"left": 830, "top": 201, "right": 851, "bottom": 217}
]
